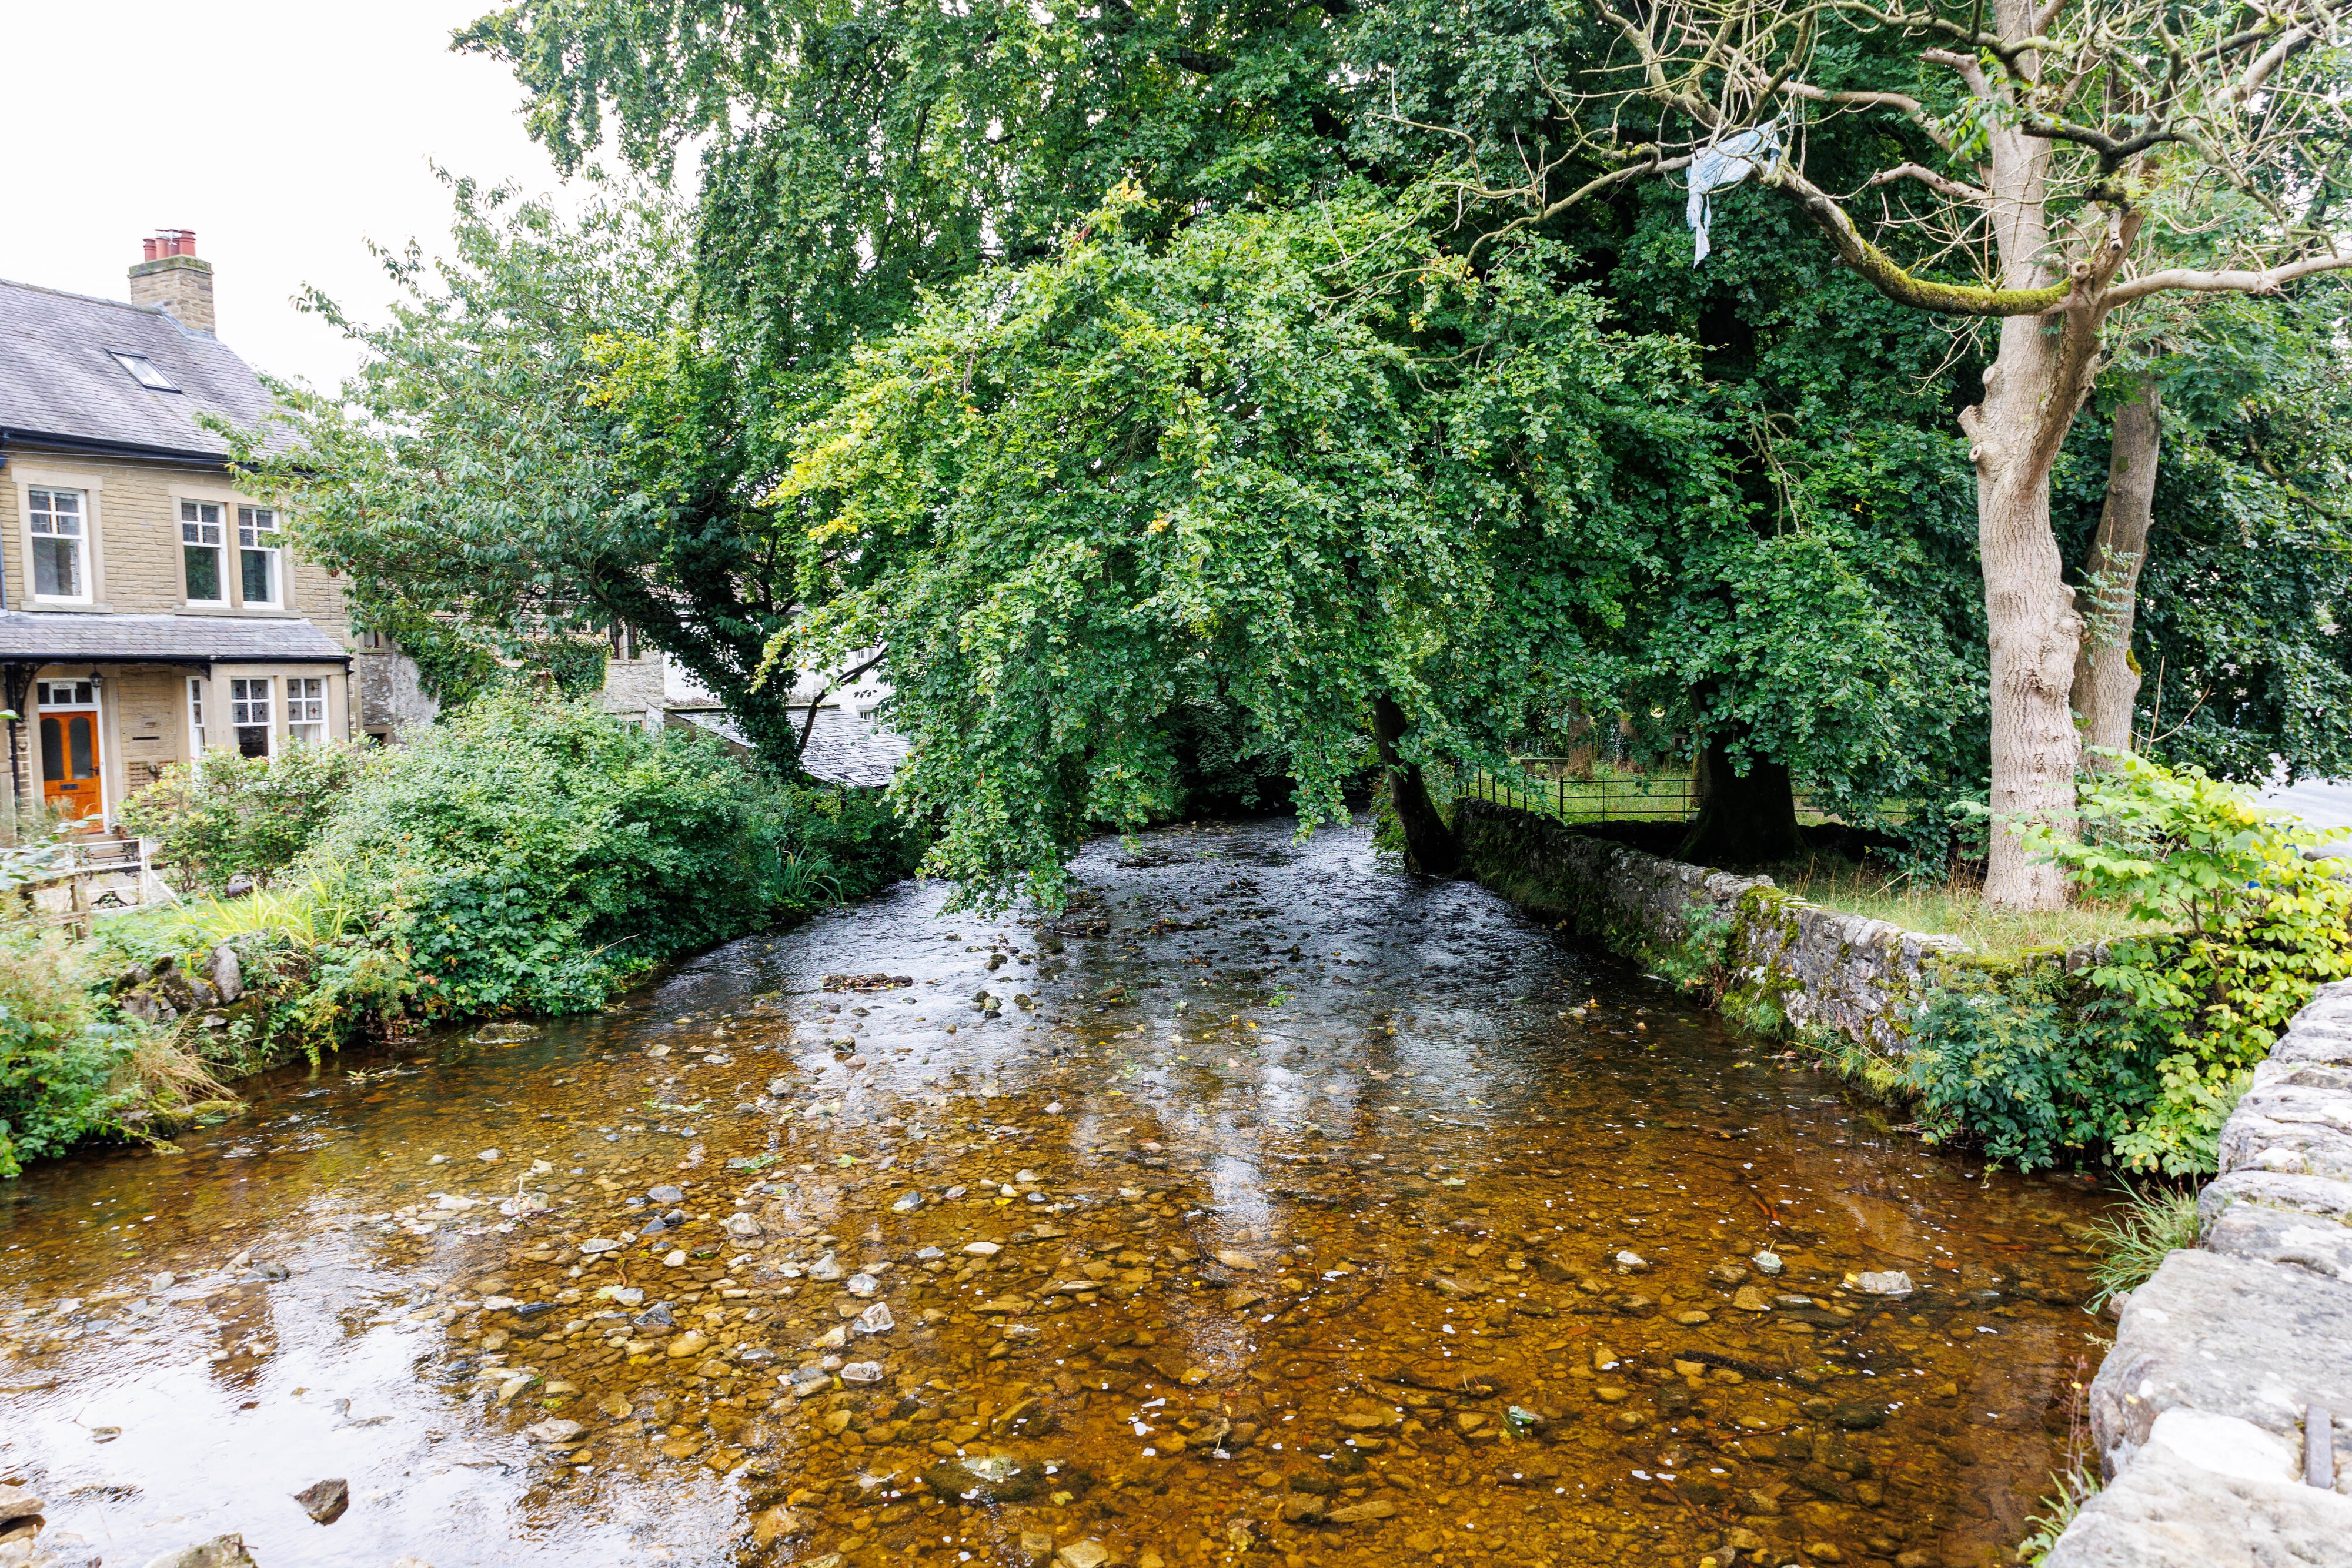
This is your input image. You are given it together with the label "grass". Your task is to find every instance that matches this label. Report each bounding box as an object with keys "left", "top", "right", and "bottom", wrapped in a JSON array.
[
  {"left": 1448, "top": 763, "right": 2163, "bottom": 959},
  {"left": 1770, "top": 854, "right": 2164, "bottom": 960},
  {"left": 153, "top": 872, "right": 365, "bottom": 953},
  {"left": 2015, "top": 1465, "right": 2100, "bottom": 1565},
  {"left": 2087, "top": 1181, "right": 2202, "bottom": 1309}
]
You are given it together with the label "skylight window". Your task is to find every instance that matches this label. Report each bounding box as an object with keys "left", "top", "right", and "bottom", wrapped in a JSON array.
[{"left": 109, "top": 351, "right": 179, "bottom": 392}]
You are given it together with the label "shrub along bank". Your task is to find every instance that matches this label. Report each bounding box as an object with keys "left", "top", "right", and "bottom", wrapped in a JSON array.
[
  {"left": 1456, "top": 755, "right": 2352, "bottom": 1175},
  {"left": 0, "top": 693, "right": 921, "bottom": 1176}
]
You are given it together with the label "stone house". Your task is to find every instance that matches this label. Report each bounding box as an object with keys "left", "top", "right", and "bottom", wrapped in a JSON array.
[{"left": 0, "top": 232, "right": 373, "bottom": 827}]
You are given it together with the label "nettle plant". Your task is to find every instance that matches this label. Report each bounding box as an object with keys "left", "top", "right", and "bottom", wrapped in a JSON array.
[{"left": 2032, "top": 752, "right": 2352, "bottom": 1172}]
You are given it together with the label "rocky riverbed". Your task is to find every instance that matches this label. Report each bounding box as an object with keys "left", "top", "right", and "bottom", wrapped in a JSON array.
[{"left": 0, "top": 817, "right": 2112, "bottom": 1568}]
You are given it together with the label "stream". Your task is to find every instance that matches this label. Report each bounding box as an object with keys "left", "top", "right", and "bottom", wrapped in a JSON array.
[{"left": 0, "top": 816, "right": 2112, "bottom": 1568}]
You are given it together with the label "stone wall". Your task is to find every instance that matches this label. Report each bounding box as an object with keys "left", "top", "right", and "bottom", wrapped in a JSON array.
[
  {"left": 2045, "top": 981, "right": 2352, "bottom": 1565},
  {"left": 1454, "top": 798, "right": 1966, "bottom": 1057}
]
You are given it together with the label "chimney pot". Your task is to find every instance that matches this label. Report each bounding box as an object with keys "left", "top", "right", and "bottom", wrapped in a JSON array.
[{"left": 129, "top": 230, "right": 216, "bottom": 333}]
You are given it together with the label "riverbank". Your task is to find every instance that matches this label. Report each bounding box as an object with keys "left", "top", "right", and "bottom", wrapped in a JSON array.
[
  {"left": 0, "top": 816, "right": 2104, "bottom": 1568},
  {"left": 0, "top": 695, "right": 922, "bottom": 1179}
]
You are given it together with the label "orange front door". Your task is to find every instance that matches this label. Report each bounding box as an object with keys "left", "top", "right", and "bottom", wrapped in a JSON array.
[{"left": 39, "top": 711, "right": 103, "bottom": 820}]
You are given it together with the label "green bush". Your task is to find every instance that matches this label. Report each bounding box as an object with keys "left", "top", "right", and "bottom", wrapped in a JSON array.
[
  {"left": 303, "top": 691, "right": 917, "bottom": 1022},
  {"left": 1901, "top": 962, "right": 2159, "bottom": 1172},
  {"left": 0, "top": 932, "right": 228, "bottom": 1178},
  {"left": 3, "top": 693, "right": 923, "bottom": 1174},
  {"left": 118, "top": 742, "right": 365, "bottom": 895},
  {"left": 2032, "top": 754, "right": 2352, "bottom": 1173},
  {"left": 0, "top": 934, "right": 125, "bottom": 1177}
]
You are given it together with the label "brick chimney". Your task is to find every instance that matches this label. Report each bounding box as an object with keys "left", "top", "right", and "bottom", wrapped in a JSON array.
[{"left": 129, "top": 229, "right": 214, "bottom": 334}]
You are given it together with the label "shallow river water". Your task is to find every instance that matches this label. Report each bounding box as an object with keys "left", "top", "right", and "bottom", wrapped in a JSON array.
[{"left": 0, "top": 817, "right": 2114, "bottom": 1568}]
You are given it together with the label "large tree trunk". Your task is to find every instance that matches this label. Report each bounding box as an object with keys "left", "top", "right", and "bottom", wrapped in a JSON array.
[
  {"left": 2072, "top": 375, "right": 2162, "bottom": 761},
  {"left": 1957, "top": 15, "right": 2103, "bottom": 910},
  {"left": 1678, "top": 737, "right": 1802, "bottom": 867},
  {"left": 1975, "top": 456, "right": 2083, "bottom": 908},
  {"left": 1371, "top": 696, "right": 1461, "bottom": 877}
]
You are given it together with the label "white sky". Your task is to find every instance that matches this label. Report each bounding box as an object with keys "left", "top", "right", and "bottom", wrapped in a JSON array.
[{"left": 1, "top": 2, "right": 590, "bottom": 394}]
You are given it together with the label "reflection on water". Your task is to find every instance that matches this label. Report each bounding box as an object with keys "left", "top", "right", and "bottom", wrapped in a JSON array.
[{"left": 0, "top": 817, "right": 2112, "bottom": 1568}]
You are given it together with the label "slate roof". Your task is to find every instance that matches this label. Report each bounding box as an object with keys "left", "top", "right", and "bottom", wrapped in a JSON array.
[
  {"left": 0, "top": 612, "right": 348, "bottom": 664},
  {"left": 0, "top": 278, "right": 287, "bottom": 462},
  {"left": 669, "top": 706, "right": 911, "bottom": 788}
]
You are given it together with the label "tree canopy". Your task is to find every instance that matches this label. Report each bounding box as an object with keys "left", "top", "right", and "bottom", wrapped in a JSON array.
[{"left": 253, "top": 0, "right": 2352, "bottom": 905}]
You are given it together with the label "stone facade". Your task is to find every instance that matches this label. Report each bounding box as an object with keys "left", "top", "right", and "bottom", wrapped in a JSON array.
[
  {"left": 1454, "top": 798, "right": 1964, "bottom": 1055},
  {"left": 1, "top": 447, "right": 356, "bottom": 824},
  {"left": 0, "top": 453, "right": 349, "bottom": 631},
  {"left": 2046, "top": 980, "right": 2352, "bottom": 1564}
]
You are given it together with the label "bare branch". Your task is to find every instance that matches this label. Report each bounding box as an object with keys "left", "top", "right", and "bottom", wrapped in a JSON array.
[
  {"left": 2105, "top": 249, "right": 2352, "bottom": 306},
  {"left": 1780, "top": 79, "right": 1956, "bottom": 149},
  {"left": 2229, "top": 25, "right": 2316, "bottom": 101},
  {"left": 1467, "top": 149, "right": 1696, "bottom": 256},
  {"left": 1772, "top": 165, "right": 2072, "bottom": 316},
  {"left": 1866, "top": 161, "right": 1993, "bottom": 203},
  {"left": 1920, "top": 46, "right": 1994, "bottom": 98}
]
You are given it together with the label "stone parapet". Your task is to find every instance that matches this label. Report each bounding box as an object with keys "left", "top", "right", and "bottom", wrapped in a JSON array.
[
  {"left": 1452, "top": 797, "right": 1963, "bottom": 1055},
  {"left": 2046, "top": 980, "right": 2352, "bottom": 1565}
]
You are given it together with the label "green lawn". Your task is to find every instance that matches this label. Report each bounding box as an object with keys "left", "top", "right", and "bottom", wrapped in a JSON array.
[{"left": 1768, "top": 855, "right": 2163, "bottom": 959}]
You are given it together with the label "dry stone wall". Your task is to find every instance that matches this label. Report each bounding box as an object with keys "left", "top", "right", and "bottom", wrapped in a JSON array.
[
  {"left": 2046, "top": 981, "right": 2352, "bottom": 1566},
  {"left": 1452, "top": 798, "right": 1963, "bottom": 1056}
]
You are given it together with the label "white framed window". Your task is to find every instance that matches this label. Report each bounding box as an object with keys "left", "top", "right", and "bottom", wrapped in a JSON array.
[
  {"left": 238, "top": 504, "right": 282, "bottom": 608},
  {"left": 28, "top": 487, "right": 89, "bottom": 601},
  {"left": 180, "top": 500, "right": 226, "bottom": 604},
  {"left": 287, "top": 677, "right": 326, "bottom": 743},
  {"left": 36, "top": 679, "right": 96, "bottom": 708},
  {"left": 187, "top": 677, "right": 207, "bottom": 762},
  {"left": 229, "top": 677, "right": 272, "bottom": 758}
]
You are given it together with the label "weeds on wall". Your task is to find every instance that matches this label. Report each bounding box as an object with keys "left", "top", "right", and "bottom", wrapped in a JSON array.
[
  {"left": 1900, "top": 964, "right": 2161, "bottom": 1172},
  {"left": 2085, "top": 1182, "right": 2203, "bottom": 1309}
]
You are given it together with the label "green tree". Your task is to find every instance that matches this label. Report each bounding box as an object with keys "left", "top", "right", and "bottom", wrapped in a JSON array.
[
  {"left": 232, "top": 178, "right": 818, "bottom": 763},
  {"left": 1435, "top": 0, "right": 2352, "bottom": 906},
  {"left": 772, "top": 194, "right": 1963, "bottom": 898}
]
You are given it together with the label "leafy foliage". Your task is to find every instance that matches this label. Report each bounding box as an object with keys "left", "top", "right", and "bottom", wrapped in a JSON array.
[
  {"left": 1901, "top": 962, "right": 2159, "bottom": 1172},
  {"left": 232, "top": 178, "right": 819, "bottom": 767},
  {"left": 117, "top": 743, "right": 366, "bottom": 897},
  {"left": 780, "top": 197, "right": 1741, "bottom": 901},
  {"left": 2077, "top": 289, "right": 2352, "bottom": 782},
  {"left": 305, "top": 691, "right": 916, "bottom": 1021},
  {"left": 266, "top": 0, "right": 2351, "bottom": 894},
  {"left": 2034, "top": 755, "right": 2352, "bottom": 1172},
  {"left": 0, "top": 934, "right": 126, "bottom": 1178}
]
